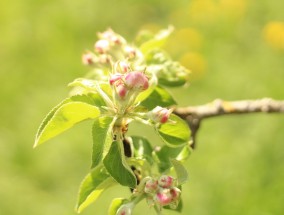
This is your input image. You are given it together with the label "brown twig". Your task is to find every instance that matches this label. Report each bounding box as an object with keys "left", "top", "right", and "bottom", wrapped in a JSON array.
[{"left": 174, "top": 98, "right": 284, "bottom": 149}]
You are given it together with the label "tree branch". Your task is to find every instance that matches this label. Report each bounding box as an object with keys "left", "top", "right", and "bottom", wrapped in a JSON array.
[{"left": 174, "top": 98, "right": 284, "bottom": 149}]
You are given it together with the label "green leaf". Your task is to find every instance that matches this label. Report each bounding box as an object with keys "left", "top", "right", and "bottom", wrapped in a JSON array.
[
  {"left": 156, "top": 114, "right": 191, "bottom": 147},
  {"left": 103, "top": 141, "right": 137, "bottom": 188},
  {"left": 108, "top": 198, "right": 128, "bottom": 215},
  {"left": 76, "top": 165, "right": 116, "bottom": 213},
  {"left": 139, "top": 26, "right": 174, "bottom": 54},
  {"left": 131, "top": 136, "right": 154, "bottom": 165},
  {"left": 171, "top": 159, "right": 188, "bottom": 185},
  {"left": 92, "top": 116, "right": 116, "bottom": 168},
  {"left": 154, "top": 145, "right": 191, "bottom": 173},
  {"left": 141, "top": 85, "right": 176, "bottom": 109},
  {"left": 34, "top": 99, "right": 101, "bottom": 147}
]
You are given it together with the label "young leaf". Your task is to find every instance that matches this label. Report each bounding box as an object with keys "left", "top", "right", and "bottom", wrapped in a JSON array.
[
  {"left": 34, "top": 101, "right": 100, "bottom": 147},
  {"left": 156, "top": 114, "right": 191, "bottom": 147},
  {"left": 139, "top": 26, "right": 174, "bottom": 54},
  {"left": 154, "top": 145, "right": 191, "bottom": 173},
  {"left": 92, "top": 116, "right": 116, "bottom": 168},
  {"left": 108, "top": 198, "right": 128, "bottom": 215},
  {"left": 131, "top": 136, "right": 154, "bottom": 164},
  {"left": 171, "top": 159, "right": 188, "bottom": 185},
  {"left": 141, "top": 85, "right": 177, "bottom": 109},
  {"left": 103, "top": 141, "right": 137, "bottom": 188},
  {"left": 76, "top": 165, "right": 116, "bottom": 213}
]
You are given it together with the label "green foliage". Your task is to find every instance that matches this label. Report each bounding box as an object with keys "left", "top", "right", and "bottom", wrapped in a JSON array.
[
  {"left": 103, "top": 141, "right": 137, "bottom": 188},
  {"left": 76, "top": 165, "right": 116, "bottom": 213},
  {"left": 156, "top": 114, "right": 191, "bottom": 147}
]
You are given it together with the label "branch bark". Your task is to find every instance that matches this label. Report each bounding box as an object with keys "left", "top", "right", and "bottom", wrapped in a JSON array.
[{"left": 174, "top": 98, "right": 284, "bottom": 149}]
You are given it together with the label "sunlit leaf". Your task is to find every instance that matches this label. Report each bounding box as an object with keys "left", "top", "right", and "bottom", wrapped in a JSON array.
[
  {"left": 140, "top": 26, "right": 174, "bottom": 54},
  {"left": 92, "top": 116, "right": 116, "bottom": 168},
  {"left": 141, "top": 85, "right": 176, "bottom": 109},
  {"left": 103, "top": 141, "right": 137, "bottom": 188},
  {"left": 156, "top": 114, "right": 191, "bottom": 147},
  {"left": 108, "top": 198, "right": 128, "bottom": 215},
  {"left": 76, "top": 165, "right": 116, "bottom": 213},
  {"left": 34, "top": 99, "right": 101, "bottom": 147}
]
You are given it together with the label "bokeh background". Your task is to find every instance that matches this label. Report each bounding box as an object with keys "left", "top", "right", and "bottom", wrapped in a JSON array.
[{"left": 1, "top": 0, "right": 284, "bottom": 214}]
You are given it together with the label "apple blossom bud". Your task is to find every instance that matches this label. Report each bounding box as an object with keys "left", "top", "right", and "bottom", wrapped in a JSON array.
[
  {"left": 158, "top": 175, "right": 174, "bottom": 188},
  {"left": 117, "top": 61, "right": 129, "bottom": 73},
  {"left": 116, "top": 203, "right": 132, "bottom": 215},
  {"left": 144, "top": 179, "right": 158, "bottom": 194},
  {"left": 125, "top": 71, "right": 149, "bottom": 90},
  {"left": 109, "top": 73, "right": 124, "bottom": 85},
  {"left": 154, "top": 191, "right": 172, "bottom": 206},
  {"left": 170, "top": 187, "right": 181, "bottom": 201},
  {"left": 95, "top": 39, "right": 110, "bottom": 53},
  {"left": 116, "top": 83, "right": 128, "bottom": 99},
  {"left": 124, "top": 46, "right": 136, "bottom": 59},
  {"left": 82, "top": 52, "right": 94, "bottom": 65},
  {"left": 148, "top": 106, "right": 171, "bottom": 124}
]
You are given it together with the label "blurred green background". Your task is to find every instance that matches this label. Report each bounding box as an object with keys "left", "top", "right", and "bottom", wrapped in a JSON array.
[{"left": 1, "top": 0, "right": 284, "bottom": 214}]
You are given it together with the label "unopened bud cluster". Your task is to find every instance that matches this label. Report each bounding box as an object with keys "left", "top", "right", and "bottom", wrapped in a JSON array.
[
  {"left": 82, "top": 29, "right": 142, "bottom": 68},
  {"left": 144, "top": 175, "right": 181, "bottom": 209},
  {"left": 109, "top": 67, "right": 149, "bottom": 101}
]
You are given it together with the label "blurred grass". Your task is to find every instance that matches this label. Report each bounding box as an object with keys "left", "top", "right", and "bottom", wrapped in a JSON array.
[{"left": 1, "top": 0, "right": 284, "bottom": 214}]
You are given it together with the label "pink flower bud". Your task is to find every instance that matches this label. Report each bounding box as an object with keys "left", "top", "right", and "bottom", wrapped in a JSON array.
[
  {"left": 82, "top": 52, "right": 94, "bottom": 65},
  {"left": 170, "top": 187, "right": 181, "bottom": 201},
  {"left": 125, "top": 71, "right": 149, "bottom": 90},
  {"left": 109, "top": 73, "right": 124, "bottom": 85},
  {"left": 117, "top": 61, "right": 129, "bottom": 73},
  {"left": 116, "top": 204, "right": 132, "bottom": 215},
  {"left": 124, "top": 46, "right": 137, "bottom": 58},
  {"left": 154, "top": 191, "right": 172, "bottom": 206},
  {"left": 94, "top": 39, "right": 110, "bottom": 53},
  {"left": 144, "top": 179, "right": 158, "bottom": 194},
  {"left": 158, "top": 175, "right": 174, "bottom": 188},
  {"left": 148, "top": 106, "right": 171, "bottom": 124},
  {"left": 116, "top": 83, "right": 128, "bottom": 99}
]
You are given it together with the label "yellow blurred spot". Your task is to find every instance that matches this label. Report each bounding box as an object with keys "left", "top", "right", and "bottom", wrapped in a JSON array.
[
  {"left": 263, "top": 21, "right": 284, "bottom": 50},
  {"left": 165, "top": 28, "right": 203, "bottom": 57},
  {"left": 187, "top": 0, "right": 219, "bottom": 24},
  {"left": 219, "top": 0, "right": 247, "bottom": 20},
  {"left": 179, "top": 52, "right": 207, "bottom": 80}
]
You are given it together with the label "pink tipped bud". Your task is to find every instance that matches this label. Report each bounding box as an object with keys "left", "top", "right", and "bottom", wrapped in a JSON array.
[
  {"left": 117, "top": 61, "right": 129, "bottom": 73},
  {"left": 125, "top": 71, "right": 149, "bottom": 90},
  {"left": 170, "top": 187, "right": 181, "bottom": 201},
  {"left": 109, "top": 73, "right": 124, "bottom": 85},
  {"left": 116, "top": 204, "right": 133, "bottom": 215},
  {"left": 144, "top": 179, "right": 158, "bottom": 194},
  {"left": 158, "top": 175, "right": 174, "bottom": 188},
  {"left": 154, "top": 191, "right": 172, "bottom": 206},
  {"left": 116, "top": 83, "right": 128, "bottom": 99},
  {"left": 124, "top": 46, "right": 137, "bottom": 59},
  {"left": 95, "top": 39, "right": 110, "bottom": 53},
  {"left": 148, "top": 106, "right": 171, "bottom": 124},
  {"left": 82, "top": 52, "right": 94, "bottom": 65}
]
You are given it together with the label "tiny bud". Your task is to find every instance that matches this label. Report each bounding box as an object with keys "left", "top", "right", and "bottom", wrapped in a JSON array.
[
  {"left": 116, "top": 83, "right": 128, "bottom": 99},
  {"left": 158, "top": 175, "right": 174, "bottom": 188},
  {"left": 144, "top": 179, "right": 158, "bottom": 194},
  {"left": 124, "top": 46, "right": 136, "bottom": 59},
  {"left": 95, "top": 39, "right": 110, "bottom": 53},
  {"left": 117, "top": 61, "right": 129, "bottom": 73},
  {"left": 148, "top": 106, "right": 172, "bottom": 124},
  {"left": 125, "top": 71, "right": 149, "bottom": 90},
  {"left": 109, "top": 73, "right": 124, "bottom": 85},
  {"left": 154, "top": 191, "right": 172, "bottom": 206},
  {"left": 116, "top": 203, "right": 133, "bottom": 215},
  {"left": 82, "top": 52, "right": 94, "bottom": 65},
  {"left": 170, "top": 187, "right": 181, "bottom": 201}
]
